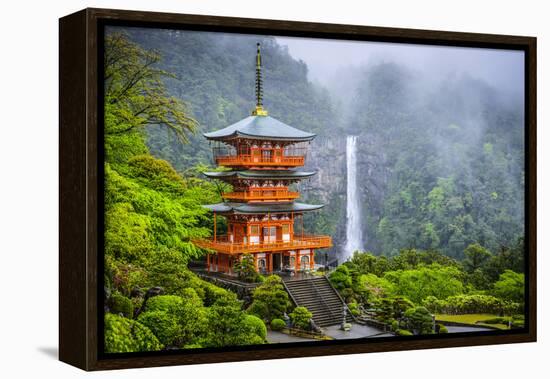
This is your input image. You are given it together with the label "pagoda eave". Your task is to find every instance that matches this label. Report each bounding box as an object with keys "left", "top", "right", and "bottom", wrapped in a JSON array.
[
  {"left": 204, "top": 131, "right": 316, "bottom": 143},
  {"left": 203, "top": 115, "right": 316, "bottom": 142},
  {"left": 203, "top": 170, "right": 316, "bottom": 181},
  {"left": 203, "top": 201, "right": 324, "bottom": 215}
]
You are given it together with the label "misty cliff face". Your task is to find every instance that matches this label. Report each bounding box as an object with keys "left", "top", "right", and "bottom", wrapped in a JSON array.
[
  {"left": 305, "top": 137, "right": 346, "bottom": 200},
  {"left": 303, "top": 131, "right": 392, "bottom": 258},
  {"left": 308, "top": 62, "right": 525, "bottom": 259}
]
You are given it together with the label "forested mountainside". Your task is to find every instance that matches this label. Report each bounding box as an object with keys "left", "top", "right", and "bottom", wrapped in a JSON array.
[
  {"left": 114, "top": 27, "right": 524, "bottom": 260},
  {"left": 347, "top": 63, "right": 525, "bottom": 258},
  {"left": 121, "top": 27, "right": 340, "bottom": 170},
  {"left": 103, "top": 33, "right": 268, "bottom": 351}
]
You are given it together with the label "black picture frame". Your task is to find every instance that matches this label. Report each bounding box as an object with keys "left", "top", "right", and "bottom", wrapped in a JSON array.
[{"left": 59, "top": 7, "right": 537, "bottom": 371}]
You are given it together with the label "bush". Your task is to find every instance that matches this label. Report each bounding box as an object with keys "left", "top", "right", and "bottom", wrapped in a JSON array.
[
  {"left": 270, "top": 318, "right": 286, "bottom": 331},
  {"left": 403, "top": 306, "right": 433, "bottom": 335},
  {"left": 511, "top": 319, "right": 524, "bottom": 328},
  {"left": 340, "top": 288, "right": 355, "bottom": 302},
  {"left": 396, "top": 329, "right": 413, "bottom": 336},
  {"left": 437, "top": 324, "right": 448, "bottom": 334},
  {"left": 247, "top": 275, "right": 290, "bottom": 322},
  {"left": 290, "top": 306, "right": 313, "bottom": 330},
  {"left": 329, "top": 266, "right": 352, "bottom": 290},
  {"left": 137, "top": 310, "right": 180, "bottom": 346},
  {"left": 480, "top": 317, "right": 507, "bottom": 324},
  {"left": 423, "top": 294, "right": 519, "bottom": 315},
  {"left": 200, "top": 280, "right": 235, "bottom": 306},
  {"left": 244, "top": 315, "right": 267, "bottom": 340},
  {"left": 383, "top": 265, "right": 464, "bottom": 304},
  {"left": 141, "top": 292, "right": 207, "bottom": 346},
  {"left": 104, "top": 313, "right": 162, "bottom": 353},
  {"left": 374, "top": 296, "right": 414, "bottom": 323},
  {"left": 234, "top": 254, "right": 261, "bottom": 283},
  {"left": 390, "top": 319, "right": 399, "bottom": 331},
  {"left": 109, "top": 292, "right": 134, "bottom": 318},
  {"left": 348, "top": 302, "right": 360, "bottom": 316},
  {"left": 203, "top": 296, "right": 265, "bottom": 347},
  {"left": 493, "top": 270, "right": 525, "bottom": 305},
  {"left": 512, "top": 314, "right": 525, "bottom": 321}
]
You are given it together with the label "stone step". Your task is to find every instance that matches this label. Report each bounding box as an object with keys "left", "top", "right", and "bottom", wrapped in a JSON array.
[{"left": 284, "top": 277, "right": 351, "bottom": 327}]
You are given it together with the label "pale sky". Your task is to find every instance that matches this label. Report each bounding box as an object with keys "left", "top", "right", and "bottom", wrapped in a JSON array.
[{"left": 275, "top": 36, "right": 524, "bottom": 95}]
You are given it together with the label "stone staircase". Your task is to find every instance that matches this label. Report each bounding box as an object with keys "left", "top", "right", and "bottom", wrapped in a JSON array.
[{"left": 284, "top": 276, "right": 352, "bottom": 327}]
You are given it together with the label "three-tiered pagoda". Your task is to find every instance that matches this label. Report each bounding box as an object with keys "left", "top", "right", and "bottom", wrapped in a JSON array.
[{"left": 195, "top": 43, "right": 332, "bottom": 274}]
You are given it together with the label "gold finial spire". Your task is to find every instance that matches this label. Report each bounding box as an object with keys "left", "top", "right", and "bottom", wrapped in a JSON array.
[{"left": 252, "top": 43, "right": 268, "bottom": 116}]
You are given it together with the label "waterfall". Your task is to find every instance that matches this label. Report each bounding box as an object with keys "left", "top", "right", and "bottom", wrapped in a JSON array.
[{"left": 343, "top": 135, "right": 363, "bottom": 261}]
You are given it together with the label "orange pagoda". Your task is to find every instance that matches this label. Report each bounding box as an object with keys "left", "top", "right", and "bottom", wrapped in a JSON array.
[{"left": 194, "top": 43, "right": 332, "bottom": 274}]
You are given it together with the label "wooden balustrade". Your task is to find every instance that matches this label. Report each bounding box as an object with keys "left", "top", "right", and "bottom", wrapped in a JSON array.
[
  {"left": 192, "top": 234, "right": 332, "bottom": 255},
  {"left": 215, "top": 154, "right": 305, "bottom": 167},
  {"left": 222, "top": 188, "right": 300, "bottom": 201}
]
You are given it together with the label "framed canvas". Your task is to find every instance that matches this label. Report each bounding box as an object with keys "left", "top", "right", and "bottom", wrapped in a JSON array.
[{"left": 59, "top": 8, "right": 536, "bottom": 371}]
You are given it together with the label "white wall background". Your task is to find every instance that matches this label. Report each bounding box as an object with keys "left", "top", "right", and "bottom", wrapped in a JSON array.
[{"left": 0, "top": 0, "right": 546, "bottom": 377}]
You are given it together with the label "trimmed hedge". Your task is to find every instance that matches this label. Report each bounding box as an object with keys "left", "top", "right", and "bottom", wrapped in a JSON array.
[
  {"left": 422, "top": 294, "right": 520, "bottom": 315},
  {"left": 270, "top": 318, "right": 286, "bottom": 331},
  {"left": 109, "top": 292, "right": 134, "bottom": 318}
]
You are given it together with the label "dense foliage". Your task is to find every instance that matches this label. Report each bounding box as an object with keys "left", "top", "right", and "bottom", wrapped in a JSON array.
[
  {"left": 111, "top": 27, "right": 340, "bottom": 171},
  {"left": 247, "top": 275, "right": 291, "bottom": 323},
  {"left": 103, "top": 33, "right": 267, "bottom": 352},
  {"left": 348, "top": 63, "right": 524, "bottom": 258},
  {"left": 290, "top": 307, "right": 313, "bottom": 330},
  {"left": 330, "top": 247, "right": 524, "bottom": 334},
  {"left": 104, "top": 314, "right": 163, "bottom": 353},
  {"left": 270, "top": 318, "right": 286, "bottom": 331},
  {"left": 233, "top": 254, "right": 262, "bottom": 283}
]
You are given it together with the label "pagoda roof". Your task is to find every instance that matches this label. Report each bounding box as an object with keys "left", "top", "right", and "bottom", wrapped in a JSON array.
[
  {"left": 203, "top": 115, "right": 316, "bottom": 142},
  {"left": 203, "top": 202, "right": 324, "bottom": 215},
  {"left": 203, "top": 170, "right": 316, "bottom": 180}
]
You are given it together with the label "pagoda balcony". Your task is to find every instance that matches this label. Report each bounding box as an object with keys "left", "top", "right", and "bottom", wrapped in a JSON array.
[
  {"left": 222, "top": 187, "right": 300, "bottom": 202},
  {"left": 215, "top": 154, "right": 305, "bottom": 168},
  {"left": 192, "top": 234, "right": 332, "bottom": 255}
]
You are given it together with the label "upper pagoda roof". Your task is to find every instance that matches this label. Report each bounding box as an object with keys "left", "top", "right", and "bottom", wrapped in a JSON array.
[
  {"left": 203, "top": 202, "right": 324, "bottom": 215},
  {"left": 203, "top": 115, "right": 316, "bottom": 142},
  {"left": 203, "top": 170, "right": 316, "bottom": 180}
]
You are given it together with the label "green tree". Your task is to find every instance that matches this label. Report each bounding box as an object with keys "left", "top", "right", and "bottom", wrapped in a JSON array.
[
  {"left": 373, "top": 296, "right": 414, "bottom": 323},
  {"left": 463, "top": 243, "right": 492, "bottom": 273},
  {"left": 493, "top": 270, "right": 525, "bottom": 304},
  {"left": 347, "top": 251, "right": 391, "bottom": 277},
  {"left": 355, "top": 273, "right": 394, "bottom": 301},
  {"left": 383, "top": 265, "right": 464, "bottom": 304},
  {"left": 234, "top": 254, "right": 261, "bottom": 283},
  {"left": 138, "top": 291, "right": 207, "bottom": 347},
  {"left": 104, "top": 313, "right": 163, "bottom": 353},
  {"left": 104, "top": 32, "right": 197, "bottom": 160},
  {"left": 403, "top": 306, "right": 433, "bottom": 335},
  {"left": 203, "top": 297, "right": 265, "bottom": 347},
  {"left": 329, "top": 265, "right": 353, "bottom": 290},
  {"left": 290, "top": 306, "right": 313, "bottom": 330},
  {"left": 107, "top": 292, "right": 134, "bottom": 318},
  {"left": 247, "top": 275, "right": 290, "bottom": 322}
]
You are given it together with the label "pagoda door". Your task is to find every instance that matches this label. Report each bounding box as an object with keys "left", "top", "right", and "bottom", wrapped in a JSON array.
[{"left": 272, "top": 253, "right": 282, "bottom": 271}]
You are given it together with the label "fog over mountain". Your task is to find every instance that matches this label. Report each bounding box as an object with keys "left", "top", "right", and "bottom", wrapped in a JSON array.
[
  {"left": 276, "top": 36, "right": 524, "bottom": 95},
  {"left": 116, "top": 27, "right": 525, "bottom": 260},
  {"left": 275, "top": 36, "right": 525, "bottom": 259}
]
